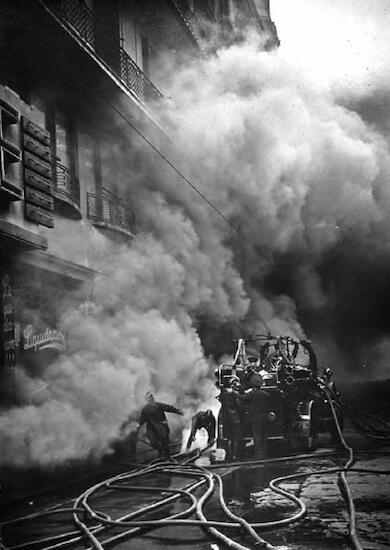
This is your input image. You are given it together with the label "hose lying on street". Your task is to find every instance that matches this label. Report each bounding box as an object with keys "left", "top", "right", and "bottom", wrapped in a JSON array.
[
  {"left": 70, "top": 461, "right": 277, "bottom": 550},
  {"left": 324, "top": 382, "right": 390, "bottom": 548},
  {"left": 6, "top": 460, "right": 390, "bottom": 550},
  {"left": 324, "top": 386, "right": 363, "bottom": 550},
  {"left": 3, "top": 420, "right": 390, "bottom": 550},
  {"left": 342, "top": 403, "right": 390, "bottom": 443}
]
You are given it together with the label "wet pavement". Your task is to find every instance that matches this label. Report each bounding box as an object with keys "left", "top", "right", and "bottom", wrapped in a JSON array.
[
  {"left": 2, "top": 431, "right": 390, "bottom": 550},
  {"left": 219, "top": 454, "right": 390, "bottom": 550}
]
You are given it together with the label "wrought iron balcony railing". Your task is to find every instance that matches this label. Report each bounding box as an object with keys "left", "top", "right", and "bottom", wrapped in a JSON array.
[
  {"left": 119, "top": 47, "right": 163, "bottom": 103},
  {"left": 168, "top": 0, "right": 217, "bottom": 44},
  {"left": 169, "top": 0, "right": 202, "bottom": 44},
  {"left": 41, "top": 1, "right": 163, "bottom": 105},
  {"left": 87, "top": 187, "right": 135, "bottom": 237},
  {"left": 52, "top": 0, "right": 95, "bottom": 48},
  {"left": 55, "top": 161, "right": 80, "bottom": 207}
]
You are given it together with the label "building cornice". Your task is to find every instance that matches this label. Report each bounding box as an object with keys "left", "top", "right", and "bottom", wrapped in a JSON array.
[{"left": 17, "top": 250, "right": 99, "bottom": 282}]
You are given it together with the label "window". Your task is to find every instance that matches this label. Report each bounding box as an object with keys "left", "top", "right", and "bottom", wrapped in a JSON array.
[
  {"left": 119, "top": 1, "right": 142, "bottom": 67},
  {"left": 47, "top": 106, "right": 80, "bottom": 212},
  {"left": 78, "top": 129, "right": 101, "bottom": 213}
]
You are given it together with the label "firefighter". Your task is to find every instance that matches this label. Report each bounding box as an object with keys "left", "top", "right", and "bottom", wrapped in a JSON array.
[
  {"left": 243, "top": 362, "right": 255, "bottom": 390},
  {"left": 242, "top": 374, "right": 272, "bottom": 458},
  {"left": 136, "top": 392, "right": 183, "bottom": 460},
  {"left": 186, "top": 409, "right": 216, "bottom": 449},
  {"left": 323, "top": 368, "right": 339, "bottom": 396},
  {"left": 300, "top": 339, "right": 318, "bottom": 376},
  {"left": 218, "top": 376, "right": 245, "bottom": 460},
  {"left": 259, "top": 342, "right": 270, "bottom": 366},
  {"left": 243, "top": 357, "right": 260, "bottom": 389}
]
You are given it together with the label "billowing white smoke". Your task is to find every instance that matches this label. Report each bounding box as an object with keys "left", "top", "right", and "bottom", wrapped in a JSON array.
[
  {"left": 2, "top": 32, "right": 390, "bottom": 468},
  {"left": 1, "top": 232, "right": 224, "bottom": 467},
  {"left": 161, "top": 43, "right": 387, "bottom": 257},
  {"left": 154, "top": 40, "right": 390, "bottom": 376}
]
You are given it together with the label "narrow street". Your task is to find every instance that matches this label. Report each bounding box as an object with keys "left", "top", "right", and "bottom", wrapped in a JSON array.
[
  {"left": 2, "top": 427, "right": 389, "bottom": 550},
  {"left": 1, "top": 2, "right": 390, "bottom": 550}
]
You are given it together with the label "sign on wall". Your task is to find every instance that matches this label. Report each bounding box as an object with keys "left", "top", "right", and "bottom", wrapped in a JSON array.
[{"left": 22, "top": 324, "right": 66, "bottom": 353}]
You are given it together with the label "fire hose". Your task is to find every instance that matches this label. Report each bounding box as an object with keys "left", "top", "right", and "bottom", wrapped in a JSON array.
[
  {"left": 321, "top": 384, "right": 390, "bottom": 550},
  {"left": 3, "top": 449, "right": 390, "bottom": 550},
  {"left": 341, "top": 403, "right": 390, "bottom": 443},
  {"left": 1, "top": 451, "right": 305, "bottom": 550},
  {"left": 3, "top": 407, "right": 390, "bottom": 550}
]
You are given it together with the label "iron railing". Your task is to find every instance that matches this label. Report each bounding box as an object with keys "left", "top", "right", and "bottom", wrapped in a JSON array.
[
  {"left": 52, "top": 0, "right": 95, "bottom": 47},
  {"left": 55, "top": 161, "right": 80, "bottom": 206},
  {"left": 87, "top": 187, "right": 135, "bottom": 236},
  {"left": 169, "top": 0, "right": 203, "bottom": 44},
  {"left": 169, "top": 0, "right": 217, "bottom": 43},
  {"left": 42, "top": 1, "right": 163, "bottom": 104},
  {"left": 119, "top": 47, "right": 163, "bottom": 103}
]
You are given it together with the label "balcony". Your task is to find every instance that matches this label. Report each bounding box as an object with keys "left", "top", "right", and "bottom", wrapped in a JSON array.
[
  {"left": 168, "top": 0, "right": 203, "bottom": 45},
  {"left": 55, "top": 161, "right": 81, "bottom": 217},
  {"left": 47, "top": 1, "right": 162, "bottom": 104},
  {"left": 52, "top": 0, "right": 95, "bottom": 48},
  {"left": 168, "top": 0, "right": 217, "bottom": 46},
  {"left": 119, "top": 47, "right": 163, "bottom": 104},
  {"left": 87, "top": 187, "right": 135, "bottom": 237}
]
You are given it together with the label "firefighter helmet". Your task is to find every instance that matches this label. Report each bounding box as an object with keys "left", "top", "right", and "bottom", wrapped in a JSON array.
[{"left": 249, "top": 373, "right": 263, "bottom": 387}]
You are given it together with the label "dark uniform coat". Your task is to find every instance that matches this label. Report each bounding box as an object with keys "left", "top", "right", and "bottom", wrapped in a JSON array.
[
  {"left": 219, "top": 388, "right": 242, "bottom": 440},
  {"left": 242, "top": 388, "right": 271, "bottom": 458},
  {"left": 218, "top": 387, "right": 246, "bottom": 459},
  {"left": 186, "top": 411, "right": 216, "bottom": 448},
  {"left": 139, "top": 401, "right": 182, "bottom": 458}
]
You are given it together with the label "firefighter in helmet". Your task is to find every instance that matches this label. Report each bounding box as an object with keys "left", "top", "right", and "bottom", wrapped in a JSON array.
[
  {"left": 136, "top": 391, "right": 183, "bottom": 460},
  {"left": 242, "top": 373, "right": 272, "bottom": 458},
  {"left": 323, "top": 368, "right": 339, "bottom": 396},
  {"left": 218, "top": 376, "right": 244, "bottom": 460},
  {"left": 186, "top": 409, "right": 216, "bottom": 449},
  {"left": 243, "top": 357, "right": 260, "bottom": 389}
]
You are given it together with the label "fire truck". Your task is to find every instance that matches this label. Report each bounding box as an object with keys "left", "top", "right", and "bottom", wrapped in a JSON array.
[{"left": 215, "top": 335, "right": 343, "bottom": 457}]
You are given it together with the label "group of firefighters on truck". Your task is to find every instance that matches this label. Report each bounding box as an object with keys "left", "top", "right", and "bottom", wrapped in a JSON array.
[
  {"left": 218, "top": 365, "right": 272, "bottom": 460},
  {"left": 120, "top": 336, "right": 339, "bottom": 462}
]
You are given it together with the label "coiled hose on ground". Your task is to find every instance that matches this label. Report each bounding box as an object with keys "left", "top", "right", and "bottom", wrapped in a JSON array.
[{"left": 2, "top": 406, "right": 390, "bottom": 550}]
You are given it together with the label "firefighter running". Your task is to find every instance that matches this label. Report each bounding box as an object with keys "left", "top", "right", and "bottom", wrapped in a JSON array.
[
  {"left": 136, "top": 392, "right": 183, "bottom": 460},
  {"left": 186, "top": 409, "right": 216, "bottom": 449}
]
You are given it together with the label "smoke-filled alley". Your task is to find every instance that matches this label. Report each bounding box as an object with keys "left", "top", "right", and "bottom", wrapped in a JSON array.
[{"left": 1, "top": 1, "right": 390, "bottom": 549}]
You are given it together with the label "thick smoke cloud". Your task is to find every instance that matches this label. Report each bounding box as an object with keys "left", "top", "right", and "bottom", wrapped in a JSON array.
[
  {"left": 2, "top": 26, "right": 390, "bottom": 467},
  {"left": 155, "top": 40, "right": 390, "bottom": 377},
  {"left": 163, "top": 44, "right": 385, "bottom": 252},
  {"left": 1, "top": 234, "right": 219, "bottom": 467}
]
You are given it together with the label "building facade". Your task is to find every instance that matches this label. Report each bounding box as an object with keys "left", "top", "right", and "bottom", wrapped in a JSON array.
[{"left": 0, "top": 0, "right": 278, "bottom": 402}]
